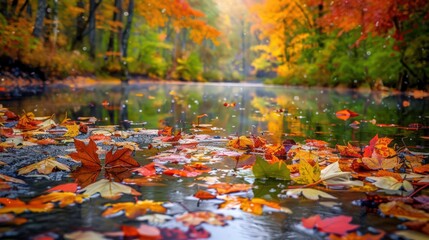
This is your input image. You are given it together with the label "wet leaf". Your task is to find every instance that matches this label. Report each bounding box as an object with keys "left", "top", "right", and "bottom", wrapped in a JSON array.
[
  {"left": 18, "top": 157, "right": 70, "bottom": 175},
  {"left": 336, "top": 144, "right": 362, "bottom": 158},
  {"left": 64, "top": 124, "right": 80, "bottom": 138},
  {"left": 414, "top": 164, "right": 429, "bottom": 174},
  {"left": 136, "top": 214, "right": 173, "bottom": 225},
  {"left": 46, "top": 183, "right": 78, "bottom": 193},
  {"left": 81, "top": 179, "right": 141, "bottom": 200},
  {"left": 208, "top": 183, "right": 252, "bottom": 194},
  {"left": 379, "top": 201, "right": 429, "bottom": 221},
  {"left": 105, "top": 147, "right": 139, "bottom": 168},
  {"left": 0, "top": 198, "right": 53, "bottom": 214},
  {"left": 227, "top": 136, "right": 254, "bottom": 150},
  {"left": 163, "top": 168, "right": 201, "bottom": 177},
  {"left": 102, "top": 200, "right": 166, "bottom": 218},
  {"left": 219, "top": 196, "right": 291, "bottom": 215},
  {"left": 394, "top": 230, "right": 429, "bottom": 240},
  {"left": 321, "top": 162, "right": 363, "bottom": 187},
  {"left": 366, "top": 176, "right": 413, "bottom": 191},
  {"left": 121, "top": 224, "right": 162, "bottom": 239},
  {"left": 252, "top": 156, "right": 290, "bottom": 180},
  {"left": 285, "top": 188, "right": 337, "bottom": 200},
  {"left": 160, "top": 226, "right": 210, "bottom": 239},
  {"left": 123, "top": 177, "right": 166, "bottom": 187},
  {"left": 293, "top": 158, "right": 320, "bottom": 184},
  {"left": 336, "top": 109, "right": 359, "bottom": 121},
  {"left": 194, "top": 190, "right": 217, "bottom": 200},
  {"left": 362, "top": 157, "right": 399, "bottom": 170},
  {"left": 31, "top": 192, "right": 88, "bottom": 207},
  {"left": 69, "top": 139, "right": 101, "bottom": 170},
  {"left": 329, "top": 231, "right": 385, "bottom": 240},
  {"left": 0, "top": 213, "right": 27, "bottom": 225},
  {"left": 301, "top": 214, "right": 359, "bottom": 235},
  {"left": 176, "top": 211, "right": 233, "bottom": 226},
  {"left": 64, "top": 230, "right": 107, "bottom": 240},
  {"left": 0, "top": 174, "right": 26, "bottom": 184}
]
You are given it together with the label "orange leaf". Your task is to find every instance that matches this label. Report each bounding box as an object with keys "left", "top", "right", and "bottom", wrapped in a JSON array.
[
  {"left": 414, "top": 164, "right": 429, "bottom": 174},
  {"left": 379, "top": 201, "right": 429, "bottom": 221},
  {"left": 102, "top": 200, "right": 166, "bottom": 218},
  {"left": 163, "top": 169, "right": 201, "bottom": 177},
  {"left": 194, "top": 190, "right": 216, "bottom": 200},
  {"left": 336, "top": 144, "right": 362, "bottom": 158},
  {"left": 208, "top": 183, "right": 252, "bottom": 195},
  {"left": 69, "top": 139, "right": 101, "bottom": 170},
  {"left": 105, "top": 148, "right": 139, "bottom": 168},
  {"left": 176, "top": 211, "right": 233, "bottom": 226},
  {"left": 336, "top": 109, "right": 359, "bottom": 121},
  {"left": 0, "top": 198, "right": 53, "bottom": 214},
  {"left": 46, "top": 183, "right": 78, "bottom": 193}
]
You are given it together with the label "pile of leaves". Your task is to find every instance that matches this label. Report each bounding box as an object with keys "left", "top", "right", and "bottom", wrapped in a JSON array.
[{"left": 0, "top": 106, "right": 428, "bottom": 239}]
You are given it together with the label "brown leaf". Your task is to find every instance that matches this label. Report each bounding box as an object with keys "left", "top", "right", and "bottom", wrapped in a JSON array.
[
  {"left": 69, "top": 139, "right": 101, "bottom": 170},
  {"left": 18, "top": 157, "right": 70, "bottom": 175},
  {"left": 379, "top": 201, "right": 429, "bottom": 221}
]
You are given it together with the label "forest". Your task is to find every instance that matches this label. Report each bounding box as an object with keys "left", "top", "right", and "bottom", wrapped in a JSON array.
[{"left": 0, "top": 0, "right": 428, "bottom": 90}]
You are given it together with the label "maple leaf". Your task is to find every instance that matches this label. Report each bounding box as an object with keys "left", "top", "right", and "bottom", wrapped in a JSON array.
[
  {"left": 227, "top": 136, "right": 254, "bottom": 150},
  {"left": 379, "top": 201, "right": 429, "bottom": 221},
  {"left": 105, "top": 147, "right": 139, "bottom": 168},
  {"left": 285, "top": 188, "right": 337, "bottom": 200},
  {"left": 0, "top": 174, "right": 26, "bottom": 184},
  {"left": 366, "top": 176, "right": 413, "bottom": 191},
  {"left": 121, "top": 224, "right": 162, "bottom": 239},
  {"left": 320, "top": 162, "right": 363, "bottom": 187},
  {"left": 102, "top": 200, "right": 166, "bottom": 218},
  {"left": 18, "top": 157, "right": 70, "bottom": 175},
  {"left": 219, "top": 196, "right": 291, "bottom": 215},
  {"left": 363, "top": 135, "right": 379, "bottom": 158},
  {"left": 362, "top": 157, "right": 399, "bottom": 170},
  {"left": 252, "top": 156, "right": 290, "bottom": 180},
  {"left": 64, "top": 124, "right": 80, "bottom": 138},
  {"left": 208, "top": 183, "right": 252, "bottom": 195},
  {"left": 163, "top": 168, "right": 201, "bottom": 177},
  {"left": 293, "top": 158, "right": 320, "bottom": 185},
  {"left": 301, "top": 214, "right": 359, "bottom": 235},
  {"left": 46, "top": 183, "right": 78, "bottom": 193},
  {"left": 31, "top": 192, "right": 88, "bottom": 207},
  {"left": 0, "top": 198, "right": 53, "bottom": 214},
  {"left": 176, "top": 211, "right": 233, "bottom": 226},
  {"left": 133, "top": 162, "right": 164, "bottom": 177},
  {"left": 81, "top": 179, "right": 141, "bottom": 200},
  {"left": 336, "top": 143, "right": 362, "bottom": 158},
  {"left": 335, "top": 109, "right": 359, "bottom": 121},
  {"left": 69, "top": 139, "right": 101, "bottom": 170}
]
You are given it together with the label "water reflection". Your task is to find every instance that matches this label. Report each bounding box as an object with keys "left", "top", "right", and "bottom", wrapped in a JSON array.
[{"left": 1, "top": 82, "right": 428, "bottom": 148}]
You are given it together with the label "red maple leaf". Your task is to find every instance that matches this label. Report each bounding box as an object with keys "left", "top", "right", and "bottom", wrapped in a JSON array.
[{"left": 302, "top": 215, "right": 359, "bottom": 235}]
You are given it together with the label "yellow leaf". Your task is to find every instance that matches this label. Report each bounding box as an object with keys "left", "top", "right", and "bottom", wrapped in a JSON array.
[
  {"left": 102, "top": 200, "right": 166, "bottom": 218},
  {"left": 0, "top": 198, "right": 53, "bottom": 214},
  {"left": 379, "top": 201, "right": 429, "bottom": 221},
  {"left": 81, "top": 179, "right": 141, "bottom": 200},
  {"left": 64, "top": 124, "right": 80, "bottom": 138},
  {"left": 293, "top": 158, "right": 321, "bottom": 185},
  {"left": 31, "top": 192, "right": 88, "bottom": 208},
  {"left": 227, "top": 136, "right": 254, "bottom": 150},
  {"left": 18, "top": 157, "right": 70, "bottom": 175}
]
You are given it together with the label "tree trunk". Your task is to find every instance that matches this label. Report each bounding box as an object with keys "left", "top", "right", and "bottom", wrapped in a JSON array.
[
  {"left": 0, "top": 0, "right": 7, "bottom": 18},
  {"left": 72, "top": 0, "right": 86, "bottom": 50},
  {"left": 121, "top": 0, "right": 133, "bottom": 81},
  {"left": 33, "top": 0, "right": 47, "bottom": 38},
  {"left": 10, "top": 0, "right": 18, "bottom": 17},
  {"left": 18, "top": 0, "right": 29, "bottom": 18},
  {"left": 107, "top": 0, "right": 121, "bottom": 55},
  {"left": 89, "top": 0, "right": 98, "bottom": 58}
]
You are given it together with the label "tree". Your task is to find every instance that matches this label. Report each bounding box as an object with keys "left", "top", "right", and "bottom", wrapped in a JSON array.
[{"left": 33, "top": 0, "right": 47, "bottom": 38}]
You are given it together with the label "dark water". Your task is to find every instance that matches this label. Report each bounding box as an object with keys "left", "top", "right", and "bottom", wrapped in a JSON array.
[{"left": 1, "top": 81, "right": 429, "bottom": 239}]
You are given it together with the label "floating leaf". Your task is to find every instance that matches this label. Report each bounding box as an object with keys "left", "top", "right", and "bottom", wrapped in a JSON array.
[
  {"left": 285, "top": 188, "right": 337, "bottom": 200},
  {"left": 227, "top": 136, "right": 254, "bottom": 150},
  {"left": 81, "top": 179, "right": 141, "bottom": 200},
  {"left": 105, "top": 147, "right": 139, "bottom": 168},
  {"left": 366, "top": 176, "right": 413, "bottom": 191},
  {"left": 102, "top": 200, "right": 166, "bottom": 218},
  {"left": 0, "top": 213, "right": 27, "bottom": 225},
  {"left": 64, "top": 124, "right": 80, "bottom": 138},
  {"left": 252, "top": 156, "right": 290, "bottom": 180},
  {"left": 136, "top": 214, "right": 173, "bottom": 225},
  {"left": 302, "top": 214, "right": 359, "bottom": 235},
  {"left": 176, "top": 211, "right": 233, "bottom": 226},
  {"left": 18, "top": 157, "right": 70, "bottom": 175},
  {"left": 0, "top": 174, "right": 26, "bottom": 184},
  {"left": 321, "top": 162, "right": 363, "bottom": 187},
  {"left": 194, "top": 190, "right": 216, "bottom": 200},
  {"left": 0, "top": 198, "right": 53, "bottom": 214},
  {"left": 123, "top": 177, "right": 166, "bottom": 187},
  {"left": 46, "top": 183, "right": 78, "bottom": 193},
  {"left": 293, "top": 158, "right": 320, "bottom": 184},
  {"left": 64, "top": 230, "right": 107, "bottom": 240},
  {"left": 31, "top": 192, "right": 88, "bottom": 207},
  {"left": 379, "top": 201, "right": 429, "bottom": 221},
  {"left": 336, "top": 144, "right": 362, "bottom": 158},
  {"left": 69, "top": 139, "right": 101, "bottom": 170},
  {"left": 208, "top": 183, "right": 252, "bottom": 194},
  {"left": 219, "top": 196, "right": 291, "bottom": 215},
  {"left": 336, "top": 109, "right": 359, "bottom": 121}
]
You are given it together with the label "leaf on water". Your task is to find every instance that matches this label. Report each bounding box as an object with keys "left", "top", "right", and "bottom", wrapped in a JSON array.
[
  {"left": 285, "top": 188, "right": 337, "bottom": 200},
  {"left": 69, "top": 139, "right": 101, "bottom": 170},
  {"left": 123, "top": 177, "right": 166, "bottom": 187},
  {"left": 366, "top": 176, "right": 413, "bottom": 191},
  {"left": 46, "top": 183, "right": 78, "bottom": 193},
  {"left": 219, "top": 196, "right": 291, "bottom": 215},
  {"left": 379, "top": 201, "right": 429, "bottom": 221},
  {"left": 31, "top": 192, "right": 88, "bottom": 207},
  {"left": 301, "top": 214, "right": 359, "bottom": 235},
  {"left": 208, "top": 183, "right": 252, "bottom": 194},
  {"left": 335, "top": 109, "right": 359, "bottom": 121},
  {"left": 0, "top": 174, "right": 26, "bottom": 184},
  {"left": 321, "top": 162, "right": 363, "bottom": 187},
  {"left": 252, "top": 156, "right": 290, "bottom": 180},
  {"left": 105, "top": 147, "right": 139, "bottom": 168},
  {"left": 394, "top": 230, "right": 429, "bottom": 240},
  {"left": 18, "top": 157, "right": 70, "bottom": 175},
  {"left": 227, "top": 136, "right": 254, "bottom": 150},
  {"left": 121, "top": 224, "right": 162, "bottom": 239},
  {"left": 136, "top": 214, "right": 173, "bottom": 225},
  {"left": 64, "top": 230, "right": 107, "bottom": 240},
  {"left": 0, "top": 213, "right": 27, "bottom": 225},
  {"left": 194, "top": 190, "right": 217, "bottom": 200},
  {"left": 0, "top": 198, "right": 53, "bottom": 214},
  {"left": 81, "top": 179, "right": 141, "bottom": 200},
  {"left": 329, "top": 231, "right": 385, "bottom": 240},
  {"left": 102, "top": 200, "right": 166, "bottom": 219},
  {"left": 176, "top": 211, "right": 233, "bottom": 226},
  {"left": 163, "top": 168, "right": 201, "bottom": 177}
]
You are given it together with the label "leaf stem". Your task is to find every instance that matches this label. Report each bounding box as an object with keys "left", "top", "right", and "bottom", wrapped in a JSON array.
[{"left": 407, "top": 183, "right": 429, "bottom": 198}]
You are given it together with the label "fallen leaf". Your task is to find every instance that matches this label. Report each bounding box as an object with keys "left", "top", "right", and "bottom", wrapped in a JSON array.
[
  {"left": 18, "top": 157, "right": 70, "bottom": 175},
  {"left": 227, "top": 136, "right": 254, "bottom": 150},
  {"left": 285, "top": 188, "right": 337, "bottom": 200},
  {"left": 366, "top": 176, "right": 413, "bottom": 191},
  {"left": 414, "top": 164, "right": 429, "bottom": 174},
  {"left": 64, "top": 124, "right": 80, "bottom": 138},
  {"left": 69, "top": 139, "right": 101, "bottom": 170},
  {"left": 336, "top": 109, "right": 359, "bottom": 121},
  {"left": 160, "top": 226, "right": 210, "bottom": 239},
  {"left": 394, "top": 230, "right": 429, "bottom": 240},
  {"left": 102, "top": 200, "right": 166, "bottom": 218},
  {"left": 301, "top": 214, "right": 359, "bottom": 235},
  {"left": 163, "top": 168, "right": 201, "bottom": 177},
  {"left": 105, "top": 147, "right": 139, "bottom": 168},
  {"left": 208, "top": 183, "right": 252, "bottom": 194},
  {"left": 121, "top": 224, "right": 162, "bottom": 240},
  {"left": 293, "top": 158, "right": 320, "bottom": 184},
  {"left": 123, "top": 177, "right": 165, "bottom": 187},
  {"left": 0, "top": 174, "right": 26, "bottom": 184},
  {"left": 329, "top": 231, "right": 385, "bottom": 240},
  {"left": 46, "top": 183, "right": 78, "bottom": 193},
  {"left": 219, "top": 196, "right": 291, "bottom": 215},
  {"left": 252, "top": 156, "right": 290, "bottom": 180},
  {"left": 0, "top": 213, "right": 27, "bottom": 225},
  {"left": 64, "top": 230, "right": 107, "bottom": 240},
  {"left": 379, "top": 201, "right": 429, "bottom": 221},
  {"left": 31, "top": 192, "right": 88, "bottom": 207},
  {"left": 136, "top": 214, "right": 173, "bottom": 225},
  {"left": 0, "top": 198, "right": 53, "bottom": 214},
  {"left": 336, "top": 144, "right": 362, "bottom": 158},
  {"left": 81, "top": 179, "right": 141, "bottom": 200},
  {"left": 176, "top": 211, "right": 233, "bottom": 226},
  {"left": 194, "top": 190, "right": 217, "bottom": 200},
  {"left": 362, "top": 157, "right": 399, "bottom": 170},
  {"left": 321, "top": 162, "right": 363, "bottom": 187}
]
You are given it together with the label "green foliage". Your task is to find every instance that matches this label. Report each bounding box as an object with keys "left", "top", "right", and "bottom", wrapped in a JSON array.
[
  {"left": 252, "top": 156, "right": 290, "bottom": 180},
  {"left": 174, "top": 52, "right": 203, "bottom": 81},
  {"left": 202, "top": 70, "right": 224, "bottom": 82}
]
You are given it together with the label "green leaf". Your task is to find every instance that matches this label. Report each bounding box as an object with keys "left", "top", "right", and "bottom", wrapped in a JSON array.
[{"left": 252, "top": 156, "right": 290, "bottom": 180}]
